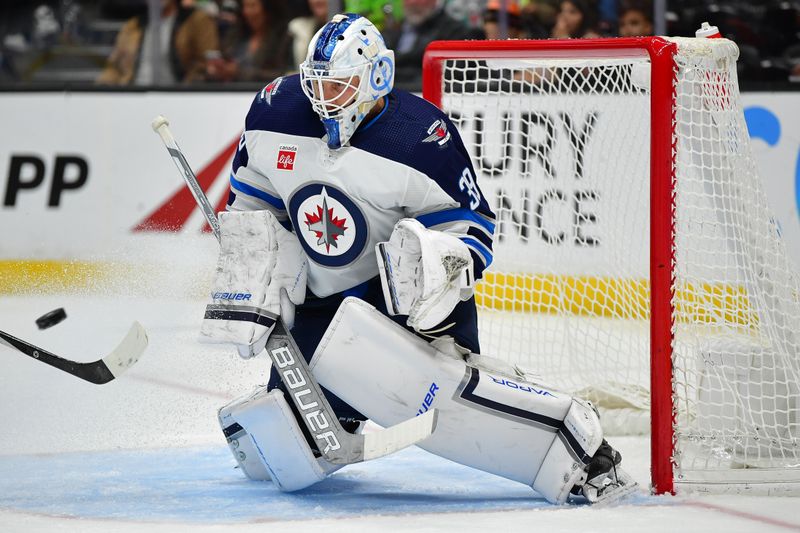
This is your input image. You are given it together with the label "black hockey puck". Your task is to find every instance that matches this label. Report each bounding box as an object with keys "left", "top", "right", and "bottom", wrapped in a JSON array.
[{"left": 36, "top": 308, "right": 67, "bottom": 330}]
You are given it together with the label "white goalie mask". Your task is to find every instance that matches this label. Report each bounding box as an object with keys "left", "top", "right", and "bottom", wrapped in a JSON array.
[{"left": 300, "top": 14, "right": 395, "bottom": 149}]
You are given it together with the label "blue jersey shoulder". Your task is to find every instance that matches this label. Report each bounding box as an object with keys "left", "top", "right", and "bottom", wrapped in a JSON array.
[
  {"left": 352, "top": 90, "right": 496, "bottom": 278},
  {"left": 351, "top": 90, "right": 472, "bottom": 180},
  {"left": 245, "top": 74, "right": 325, "bottom": 138},
  {"left": 351, "top": 90, "right": 482, "bottom": 209}
]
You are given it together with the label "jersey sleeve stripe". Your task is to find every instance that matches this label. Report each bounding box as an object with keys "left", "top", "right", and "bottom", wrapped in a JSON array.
[
  {"left": 468, "top": 250, "right": 488, "bottom": 279},
  {"left": 461, "top": 237, "right": 493, "bottom": 267},
  {"left": 466, "top": 225, "right": 493, "bottom": 249},
  {"left": 226, "top": 192, "right": 289, "bottom": 221},
  {"left": 416, "top": 207, "right": 495, "bottom": 235},
  {"left": 427, "top": 218, "right": 493, "bottom": 240},
  {"left": 230, "top": 174, "right": 286, "bottom": 211}
]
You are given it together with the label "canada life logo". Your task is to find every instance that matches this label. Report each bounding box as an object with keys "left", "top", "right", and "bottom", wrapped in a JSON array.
[{"left": 277, "top": 145, "right": 297, "bottom": 171}]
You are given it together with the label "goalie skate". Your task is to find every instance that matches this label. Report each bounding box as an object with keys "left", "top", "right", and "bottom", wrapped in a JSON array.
[
  {"left": 573, "top": 440, "right": 639, "bottom": 505},
  {"left": 581, "top": 467, "right": 638, "bottom": 505}
]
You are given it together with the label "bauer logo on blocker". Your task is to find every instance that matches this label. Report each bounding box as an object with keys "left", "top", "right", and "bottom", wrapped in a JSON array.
[{"left": 289, "top": 183, "right": 368, "bottom": 267}]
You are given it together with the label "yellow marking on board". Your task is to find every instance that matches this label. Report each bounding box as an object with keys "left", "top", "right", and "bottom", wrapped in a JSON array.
[
  {"left": 475, "top": 272, "right": 757, "bottom": 326},
  {"left": 0, "top": 261, "right": 114, "bottom": 294}
]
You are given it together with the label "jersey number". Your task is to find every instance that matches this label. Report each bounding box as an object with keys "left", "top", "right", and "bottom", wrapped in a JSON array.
[{"left": 459, "top": 168, "right": 481, "bottom": 210}]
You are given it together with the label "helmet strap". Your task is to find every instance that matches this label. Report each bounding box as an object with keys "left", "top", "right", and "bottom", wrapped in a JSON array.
[{"left": 322, "top": 118, "right": 342, "bottom": 149}]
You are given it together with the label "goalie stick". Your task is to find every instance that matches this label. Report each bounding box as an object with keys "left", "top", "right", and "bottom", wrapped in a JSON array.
[
  {"left": 151, "top": 115, "right": 438, "bottom": 465},
  {"left": 0, "top": 322, "right": 148, "bottom": 385},
  {"left": 150, "top": 116, "right": 221, "bottom": 241}
]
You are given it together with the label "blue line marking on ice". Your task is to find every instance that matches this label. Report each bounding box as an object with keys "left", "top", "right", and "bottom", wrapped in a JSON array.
[{"left": 0, "top": 445, "right": 651, "bottom": 523}]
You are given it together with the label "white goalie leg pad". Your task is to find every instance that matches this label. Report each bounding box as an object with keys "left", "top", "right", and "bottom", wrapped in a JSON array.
[
  {"left": 310, "top": 298, "right": 600, "bottom": 502},
  {"left": 219, "top": 389, "right": 272, "bottom": 481},
  {"left": 532, "top": 398, "right": 604, "bottom": 504},
  {"left": 217, "top": 386, "right": 341, "bottom": 491}
]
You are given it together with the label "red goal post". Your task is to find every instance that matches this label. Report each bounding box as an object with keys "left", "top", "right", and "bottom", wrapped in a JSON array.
[{"left": 422, "top": 37, "right": 800, "bottom": 496}]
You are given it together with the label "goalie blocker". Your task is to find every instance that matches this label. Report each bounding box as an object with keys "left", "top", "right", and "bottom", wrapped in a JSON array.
[{"left": 310, "top": 298, "right": 637, "bottom": 504}]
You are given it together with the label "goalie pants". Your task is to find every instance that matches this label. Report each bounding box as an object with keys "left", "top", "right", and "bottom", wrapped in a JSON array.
[{"left": 266, "top": 276, "right": 481, "bottom": 423}]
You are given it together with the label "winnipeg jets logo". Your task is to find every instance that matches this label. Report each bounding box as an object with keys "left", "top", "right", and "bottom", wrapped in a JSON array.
[
  {"left": 423, "top": 119, "right": 451, "bottom": 146},
  {"left": 304, "top": 188, "right": 348, "bottom": 252},
  {"left": 289, "top": 183, "right": 368, "bottom": 267}
]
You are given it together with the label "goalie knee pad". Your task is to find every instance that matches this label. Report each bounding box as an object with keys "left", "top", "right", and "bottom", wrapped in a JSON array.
[
  {"left": 218, "top": 386, "right": 341, "bottom": 491},
  {"left": 309, "top": 298, "right": 604, "bottom": 503}
]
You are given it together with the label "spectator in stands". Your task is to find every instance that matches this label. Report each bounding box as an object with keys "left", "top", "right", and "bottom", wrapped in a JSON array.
[
  {"left": 0, "top": 50, "right": 13, "bottom": 83},
  {"left": 382, "top": 0, "right": 483, "bottom": 90},
  {"left": 550, "top": 0, "right": 601, "bottom": 38},
  {"left": 97, "top": 0, "right": 219, "bottom": 85},
  {"left": 483, "top": 0, "right": 527, "bottom": 39},
  {"left": 288, "top": 0, "right": 328, "bottom": 67},
  {"left": 32, "top": 4, "right": 62, "bottom": 48},
  {"left": 346, "top": 0, "right": 404, "bottom": 31},
  {"left": 617, "top": 0, "right": 653, "bottom": 37},
  {"left": 596, "top": 0, "right": 617, "bottom": 34},
  {"left": 205, "top": 0, "right": 291, "bottom": 83},
  {"left": 520, "top": 0, "right": 558, "bottom": 38},
  {"left": 214, "top": 0, "right": 242, "bottom": 45}
]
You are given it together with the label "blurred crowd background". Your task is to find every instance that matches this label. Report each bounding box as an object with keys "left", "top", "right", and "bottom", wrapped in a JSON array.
[{"left": 0, "top": 0, "right": 798, "bottom": 91}]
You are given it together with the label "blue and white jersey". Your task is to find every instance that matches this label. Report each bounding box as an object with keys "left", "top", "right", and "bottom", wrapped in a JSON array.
[{"left": 227, "top": 74, "right": 496, "bottom": 298}]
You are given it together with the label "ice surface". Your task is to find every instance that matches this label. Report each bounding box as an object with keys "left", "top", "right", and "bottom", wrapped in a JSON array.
[{"left": 1, "top": 239, "right": 799, "bottom": 532}]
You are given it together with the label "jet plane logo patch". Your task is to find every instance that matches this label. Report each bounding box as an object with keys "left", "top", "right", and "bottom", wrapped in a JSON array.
[
  {"left": 422, "top": 119, "right": 451, "bottom": 146},
  {"left": 260, "top": 76, "right": 284, "bottom": 105},
  {"left": 289, "top": 183, "right": 368, "bottom": 267}
]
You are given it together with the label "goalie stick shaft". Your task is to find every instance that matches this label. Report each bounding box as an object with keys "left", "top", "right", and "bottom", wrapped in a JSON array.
[
  {"left": 0, "top": 322, "right": 148, "bottom": 385},
  {"left": 266, "top": 320, "right": 365, "bottom": 463},
  {"left": 152, "top": 115, "right": 437, "bottom": 464},
  {"left": 151, "top": 115, "right": 221, "bottom": 242}
]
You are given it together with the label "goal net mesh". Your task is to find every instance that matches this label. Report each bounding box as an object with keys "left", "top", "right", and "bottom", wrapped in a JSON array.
[{"left": 437, "top": 37, "right": 800, "bottom": 486}]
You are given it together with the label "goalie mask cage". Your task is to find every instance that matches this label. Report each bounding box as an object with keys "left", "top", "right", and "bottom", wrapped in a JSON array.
[{"left": 422, "top": 37, "right": 800, "bottom": 495}]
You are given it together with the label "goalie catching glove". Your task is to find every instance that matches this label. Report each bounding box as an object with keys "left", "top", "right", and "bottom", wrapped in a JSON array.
[
  {"left": 200, "top": 210, "right": 307, "bottom": 358},
  {"left": 377, "top": 219, "right": 474, "bottom": 331}
]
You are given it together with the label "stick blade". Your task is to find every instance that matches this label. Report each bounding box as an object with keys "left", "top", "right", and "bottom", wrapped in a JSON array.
[
  {"left": 361, "top": 408, "right": 438, "bottom": 461},
  {"left": 101, "top": 321, "right": 148, "bottom": 379}
]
